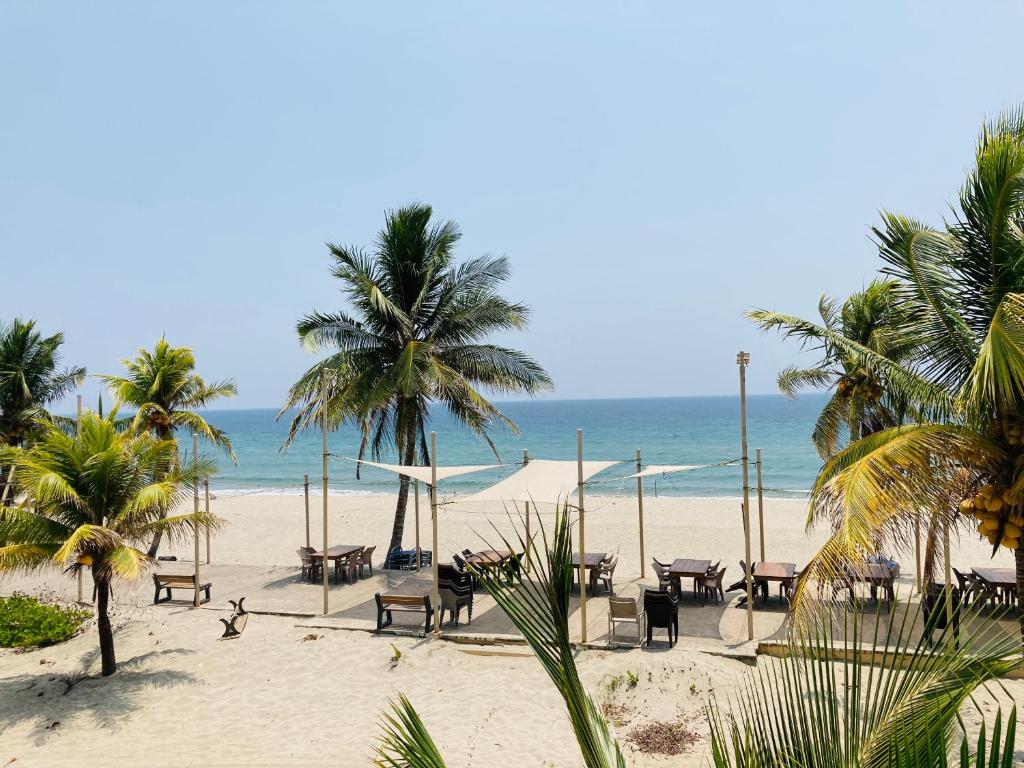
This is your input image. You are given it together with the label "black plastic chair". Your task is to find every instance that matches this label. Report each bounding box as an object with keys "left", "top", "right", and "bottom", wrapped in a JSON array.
[
  {"left": 923, "top": 582, "right": 962, "bottom": 648},
  {"left": 643, "top": 589, "right": 678, "bottom": 646}
]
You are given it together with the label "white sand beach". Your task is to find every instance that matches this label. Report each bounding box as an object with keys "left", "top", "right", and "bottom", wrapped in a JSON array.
[{"left": 1, "top": 493, "right": 1021, "bottom": 766}]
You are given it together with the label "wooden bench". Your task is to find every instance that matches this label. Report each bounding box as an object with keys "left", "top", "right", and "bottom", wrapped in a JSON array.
[
  {"left": 375, "top": 592, "right": 433, "bottom": 634},
  {"left": 153, "top": 573, "right": 212, "bottom": 605}
]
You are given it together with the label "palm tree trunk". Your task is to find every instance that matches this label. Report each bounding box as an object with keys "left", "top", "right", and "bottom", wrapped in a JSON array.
[
  {"left": 1016, "top": 546, "right": 1024, "bottom": 650},
  {"left": 388, "top": 438, "right": 417, "bottom": 553},
  {"left": 146, "top": 425, "right": 175, "bottom": 557},
  {"left": 95, "top": 574, "right": 116, "bottom": 676}
]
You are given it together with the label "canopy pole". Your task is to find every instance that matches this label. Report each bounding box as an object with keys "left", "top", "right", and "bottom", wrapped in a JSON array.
[
  {"left": 303, "top": 474, "right": 310, "bottom": 549},
  {"left": 430, "top": 432, "right": 440, "bottom": 638},
  {"left": 636, "top": 448, "right": 646, "bottom": 578},
  {"left": 193, "top": 433, "right": 200, "bottom": 608},
  {"left": 321, "top": 370, "right": 329, "bottom": 616},
  {"left": 577, "top": 429, "right": 588, "bottom": 644},
  {"left": 414, "top": 479, "right": 421, "bottom": 571},
  {"left": 738, "top": 352, "right": 754, "bottom": 642},
  {"left": 523, "top": 449, "right": 530, "bottom": 573},
  {"left": 943, "top": 516, "right": 953, "bottom": 634},
  {"left": 204, "top": 477, "right": 211, "bottom": 564},
  {"left": 914, "top": 513, "right": 922, "bottom": 593},
  {"left": 755, "top": 448, "right": 765, "bottom": 561},
  {"left": 77, "top": 394, "right": 83, "bottom": 604}
]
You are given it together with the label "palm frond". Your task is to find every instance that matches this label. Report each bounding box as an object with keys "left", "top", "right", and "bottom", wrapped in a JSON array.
[{"left": 374, "top": 694, "right": 449, "bottom": 768}]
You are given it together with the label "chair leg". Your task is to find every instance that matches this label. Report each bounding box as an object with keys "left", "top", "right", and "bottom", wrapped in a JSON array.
[{"left": 646, "top": 623, "right": 653, "bottom": 646}]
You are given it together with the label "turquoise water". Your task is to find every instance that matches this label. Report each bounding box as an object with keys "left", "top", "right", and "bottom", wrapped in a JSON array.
[{"left": 202, "top": 394, "right": 827, "bottom": 499}]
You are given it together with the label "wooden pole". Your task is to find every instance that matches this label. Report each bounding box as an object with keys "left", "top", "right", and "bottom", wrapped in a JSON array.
[
  {"left": 303, "top": 474, "right": 310, "bottom": 550},
  {"left": 755, "top": 448, "right": 765, "bottom": 562},
  {"left": 204, "top": 478, "right": 211, "bottom": 564},
  {"left": 414, "top": 479, "right": 421, "bottom": 571},
  {"left": 636, "top": 448, "right": 645, "bottom": 578},
  {"left": 914, "top": 513, "right": 922, "bottom": 593},
  {"left": 523, "top": 449, "right": 530, "bottom": 574},
  {"left": 577, "top": 429, "right": 587, "bottom": 644},
  {"left": 193, "top": 433, "right": 200, "bottom": 608},
  {"left": 738, "top": 352, "right": 754, "bottom": 642},
  {"left": 77, "top": 395, "right": 83, "bottom": 603},
  {"left": 943, "top": 516, "right": 953, "bottom": 633},
  {"left": 430, "top": 432, "right": 440, "bottom": 638},
  {"left": 321, "top": 370, "right": 330, "bottom": 616}
]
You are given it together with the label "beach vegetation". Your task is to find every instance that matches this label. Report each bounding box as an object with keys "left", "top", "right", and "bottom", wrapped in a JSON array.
[
  {"left": 0, "top": 413, "right": 217, "bottom": 675},
  {"left": 102, "top": 337, "right": 235, "bottom": 556},
  {"left": 0, "top": 318, "right": 85, "bottom": 498},
  {"left": 281, "top": 203, "right": 551, "bottom": 553},
  {"left": 0, "top": 593, "right": 89, "bottom": 649}
]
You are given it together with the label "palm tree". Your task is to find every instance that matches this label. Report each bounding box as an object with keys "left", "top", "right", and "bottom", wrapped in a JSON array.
[
  {"left": 374, "top": 505, "right": 624, "bottom": 768},
  {"left": 747, "top": 280, "right": 920, "bottom": 459},
  {"left": 707, "top": 603, "right": 1020, "bottom": 766},
  {"left": 281, "top": 203, "right": 551, "bottom": 553},
  {"left": 101, "top": 338, "right": 236, "bottom": 556},
  {"left": 0, "top": 318, "right": 85, "bottom": 495},
  {"left": 0, "top": 413, "right": 216, "bottom": 676},
  {"left": 787, "top": 107, "right": 1024, "bottom": 635}
]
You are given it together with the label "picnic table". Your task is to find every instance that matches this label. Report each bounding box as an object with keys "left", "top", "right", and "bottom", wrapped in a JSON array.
[
  {"left": 571, "top": 552, "right": 608, "bottom": 592},
  {"left": 973, "top": 567, "right": 1018, "bottom": 606},
  {"left": 310, "top": 544, "right": 364, "bottom": 584},
  {"left": 669, "top": 558, "right": 712, "bottom": 598}
]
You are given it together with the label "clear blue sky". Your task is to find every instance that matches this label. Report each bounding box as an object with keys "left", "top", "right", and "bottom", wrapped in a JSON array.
[{"left": 4, "top": 2, "right": 1022, "bottom": 409}]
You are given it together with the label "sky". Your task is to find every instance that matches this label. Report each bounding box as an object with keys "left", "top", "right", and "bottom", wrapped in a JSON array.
[{"left": 3, "top": 2, "right": 1023, "bottom": 410}]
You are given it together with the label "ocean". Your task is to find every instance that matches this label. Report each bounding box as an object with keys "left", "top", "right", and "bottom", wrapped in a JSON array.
[{"left": 201, "top": 394, "right": 828, "bottom": 500}]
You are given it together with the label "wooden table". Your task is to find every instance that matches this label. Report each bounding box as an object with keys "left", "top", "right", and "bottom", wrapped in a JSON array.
[
  {"left": 741, "top": 561, "right": 796, "bottom": 606},
  {"left": 571, "top": 552, "right": 608, "bottom": 592},
  {"left": 464, "top": 549, "right": 512, "bottom": 567},
  {"left": 310, "top": 545, "right": 364, "bottom": 584},
  {"left": 851, "top": 563, "right": 896, "bottom": 602},
  {"left": 973, "top": 567, "right": 1017, "bottom": 606},
  {"left": 669, "top": 558, "right": 712, "bottom": 598}
]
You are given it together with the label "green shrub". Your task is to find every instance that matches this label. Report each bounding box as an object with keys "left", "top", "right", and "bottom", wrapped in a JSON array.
[{"left": 0, "top": 593, "right": 90, "bottom": 649}]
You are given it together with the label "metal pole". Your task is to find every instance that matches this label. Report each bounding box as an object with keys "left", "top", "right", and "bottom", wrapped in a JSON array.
[
  {"left": 321, "top": 370, "right": 329, "bottom": 616},
  {"left": 77, "top": 395, "right": 83, "bottom": 603},
  {"left": 738, "top": 352, "right": 754, "bottom": 642},
  {"left": 204, "top": 477, "right": 211, "bottom": 564},
  {"left": 636, "top": 448, "right": 645, "bottom": 578},
  {"left": 430, "top": 432, "right": 440, "bottom": 638},
  {"left": 755, "top": 448, "right": 765, "bottom": 561},
  {"left": 523, "top": 449, "right": 530, "bottom": 573},
  {"left": 303, "top": 473, "right": 310, "bottom": 550},
  {"left": 414, "top": 479, "right": 421, "bottom": 571},
  {"left": 577, "top": 429, "right": 587, "bottom": 644},
  {"left": 193, "top": 433, "right": 200, "bottom": 608}
]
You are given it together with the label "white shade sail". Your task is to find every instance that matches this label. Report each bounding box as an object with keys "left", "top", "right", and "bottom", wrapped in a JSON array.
[
  {"left": 454, "top": 459, "right": 620, "bottom": 506},
  {"left": 346, "top": 458, "right": 501, "bottom": 485},
  {"left": 625, "top": 464, "right": 703, "bottom": 479}
]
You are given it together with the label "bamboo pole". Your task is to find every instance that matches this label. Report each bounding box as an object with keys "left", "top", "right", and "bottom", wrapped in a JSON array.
[
  {"left": 755, "top": 448, "right": 765, "bottom": 561},
  {"left": 636, "top": 448, "right": 645, "bottom": 578},
  {"left": 414, "top": 479, "right": 421, "bottom": 571},
  {"left": 321, "top": 370, "right": 330, "bottom": 616},
  {"left": 303, "top": 474, "right": 310, "bottom": 549},
  {"left": 77, "top": 395, "right": 83, "bottom": 604},
  {"left": 430, "top": 432, "right": 440, "bottom": 638},
  {"left": 738, "top": 352, "right": 754, "bottom": 642},
  {"left": 204, "top": 478, "right": 211, "bottom": 564},
  {"left": 943, "top": 516, "right": 953, "bottom": 634},
  {"left": 523, "top": 449, "right": 530, "bottom": 574},
  {"left": 193, "top": 433, "right": 200, "bottom": 608},
  {"left": 577, "top": 429, "right": 587, "bottom": 644},
  {"left": 914, "top": 513, "right": 922, "bottom": 593}
]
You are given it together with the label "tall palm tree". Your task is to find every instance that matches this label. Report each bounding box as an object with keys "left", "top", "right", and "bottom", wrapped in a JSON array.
[
  {"left": 101, "top": 338, "right": 236, "bottom": 556},
  {"left": 0, "top": 318, "right": 85, "bottom": 494},
  {"left": 281, "top": 203, "right": 551, "bottom": 553},
  {"left": 0, "top": 413, "right": 216, "bottom": 675},
  {"left": 748, "top": 280, "right": 920, "bottom": 459},
  {"left": 788, "top": 107, "right": 1024, "bottom": 635}
]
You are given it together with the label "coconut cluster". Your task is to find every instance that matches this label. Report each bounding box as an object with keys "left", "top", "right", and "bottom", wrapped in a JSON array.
[{"left": 959, "top": 485, "right": 1022, "bottom": 549}]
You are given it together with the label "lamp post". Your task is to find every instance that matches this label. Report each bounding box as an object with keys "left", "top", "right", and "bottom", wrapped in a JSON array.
[{"left": 737, "top": 351, "right": 754, "bottom": 642}]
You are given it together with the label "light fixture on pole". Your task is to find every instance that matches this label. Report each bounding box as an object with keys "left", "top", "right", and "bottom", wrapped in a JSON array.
[{"left": 737, "top": 351, "right": 754, "bottom": 642}]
